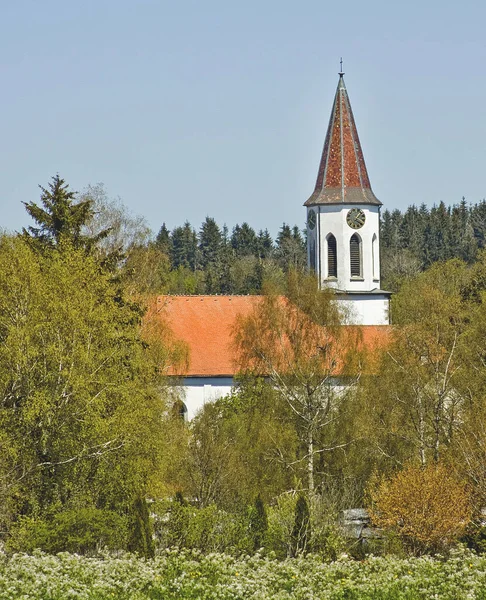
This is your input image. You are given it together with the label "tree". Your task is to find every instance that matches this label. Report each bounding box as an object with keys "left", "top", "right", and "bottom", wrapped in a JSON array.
[
  {"left": 257, "top": 229, "right": 274, "bottom": 260},
  {"left": 368, "top": 462, "right": 471, "bottom": 555},
  {"left": 360, "top": 260, "right": 471, "bottom": 469},
  {"left": 22, "top": 175, "right": 107, "bottom": 253},
  {"left": 155, "top": 223, "right": 172, "bottom": 256},
  {"left": 234, "top": 271, "right": 361, "bottom": 493},
  {"left": 275, "top": 224, "right": 306, "bottom": 270},
  {"left": 80, "top": 182, "right": 151, "bottom": 261},
  {"left": 0, "top": 234, "right": 177, "bottom": 545},
  {"left": 231, "top": 223, "right": 257, "bottom": 257},
  {"left": 199, "top": 217, "right": 223, "bottom": 293},
  {"left": 171, "top": 222, "right": 199, "bottom": 270}
]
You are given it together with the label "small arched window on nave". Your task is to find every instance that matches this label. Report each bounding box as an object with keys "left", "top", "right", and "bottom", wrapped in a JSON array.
[{"left": 350, "top": 234, "right": 362, "bottom": 278}]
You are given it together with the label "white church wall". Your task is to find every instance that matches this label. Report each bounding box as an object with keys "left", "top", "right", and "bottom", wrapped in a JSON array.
[
  {"left": 177, "top": 377, "right": 234, "bottom": 420},
  {"left": 177, "top": 376, "right": 353, "bottom": 420},
  {"left": 337, "top": 295, "right": 389, "bottom": 326}
]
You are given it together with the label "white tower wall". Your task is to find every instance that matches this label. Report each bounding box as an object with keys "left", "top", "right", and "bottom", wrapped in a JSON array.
[{"left": 308, "top": 204, "right": 381, "bottom": 291}]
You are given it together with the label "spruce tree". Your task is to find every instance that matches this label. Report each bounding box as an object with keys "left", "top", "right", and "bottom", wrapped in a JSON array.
[
  {"left": 257, "top": 229, "right": 274, "bottom": 259},
  {"left": 155, "top": 223, "right": 172, "bottom": 256},
  {"left": 171, "top": 222, "right": 199, "bottom": 270},
  {"left": 22, "top": 174, "right": 108, "bottom": 254},
  {"left": 231, "top": 223, "right": 258, "bottom": 257},
  {"left": 199, "top": 217, "right": 223, "bottom": 268}
]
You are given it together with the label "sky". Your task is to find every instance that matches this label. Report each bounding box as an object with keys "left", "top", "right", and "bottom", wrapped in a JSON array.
[{"left": 1, "top": 0, "right": 485, "bottom": 238}]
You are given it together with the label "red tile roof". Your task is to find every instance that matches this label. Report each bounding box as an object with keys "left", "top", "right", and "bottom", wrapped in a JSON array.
[
  {"left": 151, "top": 295, "right": 390, "bottom": 377},
  {"left": 305, "top": 74, "right": 381, "bottom": 207}
]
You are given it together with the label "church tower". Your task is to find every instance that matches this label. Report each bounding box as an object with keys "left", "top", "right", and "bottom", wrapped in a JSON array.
[{"left": 305, "top": 71, "right": 390, "bottom": 325}]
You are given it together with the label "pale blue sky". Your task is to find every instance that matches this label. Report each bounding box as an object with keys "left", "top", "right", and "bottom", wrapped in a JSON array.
[{"left": 1, "top": 0, "right": 485, "bottom": 236}]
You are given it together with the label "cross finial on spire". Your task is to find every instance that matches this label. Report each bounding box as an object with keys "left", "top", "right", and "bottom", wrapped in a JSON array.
[{"left": 339, "top": 57, "right": 344, "bottom": 77}]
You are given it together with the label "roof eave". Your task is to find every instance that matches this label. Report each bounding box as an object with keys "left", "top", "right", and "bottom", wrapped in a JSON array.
[{"left": 304, "top": 187, "right": 382, "bottom": 207}]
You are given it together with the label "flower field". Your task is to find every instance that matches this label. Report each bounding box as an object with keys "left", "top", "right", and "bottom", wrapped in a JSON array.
[{"left": 2, "top": 548, "right": 486, "bottom": 599}]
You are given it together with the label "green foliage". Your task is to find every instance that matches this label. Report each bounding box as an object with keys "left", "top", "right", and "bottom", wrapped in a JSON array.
[{"left": 7, "top": 508, "right": 128, "bottom": 554}]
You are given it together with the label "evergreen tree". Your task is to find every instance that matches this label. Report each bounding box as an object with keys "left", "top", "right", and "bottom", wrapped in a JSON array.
[
  {"left": 471, "top": 200, "right": 486, "bottom": 249},
  {"left": 155, "top": 223, "right": 172, "bottom": 256},
  {"left": 22, "top": 175, "right": 108, "bottom": 254},
  {"left": 199, "top": 217, "right": 223, "bottom": 293},
  {"left": 248, "top": 495, "right": 268, "bottom": 551},
  {"left": 424, "top": 202, "right": 452, "bottom": 265},
  {"left": 219, "top": 224, "right": 234, "bottom": 294},
  {"left": 257, "top": 229, "right": 274, "bottom": 259},
  {"left": 127, "top": 496, "right": 155, "bottom": 558},
  {"left": 171, "top": 222, "right": 199, "bottom": 270},
  {"left": 451, "top": 198, "right": 477, "bottom": 263},
  {"left": 275, "top": 224, "right": 306, "bottom": 270},
  {"left": 291, "top": 494, "right": 310, "bottom": 556},
  {"left": 231, "top": 223, "right": 258, "bottom": 257},
  {"left": 199, "top": 217, "right": 223, "bottom": 268},
  {"left": 399, "top": 205, "right": 425, "bottom": 260}
]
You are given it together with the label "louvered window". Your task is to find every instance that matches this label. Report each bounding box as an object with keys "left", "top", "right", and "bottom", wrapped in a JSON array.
[
  {"left": 327, "top": 235, "right": 337, "bottom": 278},
  {"left": 350, "top": 234, "right": 362, "bottom": 278},
  {"left": 309, "top": 239, "right": 316, "bottom": 272}
]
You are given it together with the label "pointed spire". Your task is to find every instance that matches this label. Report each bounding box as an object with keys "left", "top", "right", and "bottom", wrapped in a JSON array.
[{"left": 305, "top": 74, "right": 381, "bottom": 207}]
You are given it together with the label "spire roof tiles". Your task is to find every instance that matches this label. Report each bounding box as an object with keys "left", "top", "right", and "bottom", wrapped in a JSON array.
[{"left": 305, "top": 74, "right": 381, "bottom": 207}]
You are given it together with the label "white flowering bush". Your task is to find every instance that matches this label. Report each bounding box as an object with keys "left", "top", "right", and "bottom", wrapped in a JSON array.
[{"left": 1, "top": 547, "right": 486, "bottom": 599}]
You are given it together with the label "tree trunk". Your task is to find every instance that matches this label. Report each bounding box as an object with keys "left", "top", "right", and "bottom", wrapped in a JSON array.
[{"left": 307, "top": 427, "right": 314, "bottom": 493}]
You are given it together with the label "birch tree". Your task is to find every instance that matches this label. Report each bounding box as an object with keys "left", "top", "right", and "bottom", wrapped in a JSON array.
[
  {"left": 361, "top": 260, "right": 470, "bottom": 468},
  {"left": 234, "top": 271, "right": 361, "bottom": 493}
]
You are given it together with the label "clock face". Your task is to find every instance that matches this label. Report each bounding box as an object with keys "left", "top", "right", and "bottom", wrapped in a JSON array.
[
  {"left": 346, "top": 208, "right": 366, "bottom": 229},
  {"left": 307, "top": 209, "right": 316, "bottom": 230}
]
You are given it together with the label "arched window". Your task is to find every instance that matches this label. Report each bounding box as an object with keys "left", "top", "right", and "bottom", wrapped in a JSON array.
[
  {"left": 173, "top": 399, "right": 188, "bottom": 422},
  {"left": 350, "top": 234, "right": 362, "bottom": 278},
  {"left": 327, "top": 234, "right": 337, "bottom": 278},
  {"left": 372, "top": 233, "right": 378, "bottom": 280}
]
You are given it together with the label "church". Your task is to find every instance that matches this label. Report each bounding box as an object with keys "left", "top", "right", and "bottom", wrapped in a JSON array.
[{"left": 153, "top": 71, "right": 391, "bottom": 419}]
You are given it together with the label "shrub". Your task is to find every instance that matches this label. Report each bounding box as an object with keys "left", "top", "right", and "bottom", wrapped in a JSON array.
[
  {"left": 153, "top": 500, "right": 252, "bottom": 554},
  {"left": 7, "top": 508, "right": 128, "bottom": 554},
  {"left": 368, "top": 462, "right": 472, "bottom": 554}
]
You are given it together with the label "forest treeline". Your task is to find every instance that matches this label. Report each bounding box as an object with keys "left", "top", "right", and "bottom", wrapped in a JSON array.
[
  {"left": 3, "top": 176, "right": 486, "bottom": 560},
  {"left": 137, "top": 196, "right": 486, "bottom": 295},
  {"left": 380, "top": 198, "right": 486, "bottom": 289},
  {"left": 151, "top": 219, "right": 306, "bottom": 294}
]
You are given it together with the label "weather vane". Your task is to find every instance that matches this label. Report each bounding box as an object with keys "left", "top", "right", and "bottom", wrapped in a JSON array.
[{"left": 339, "top": 57, "right": 344, "bottom": 76}]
